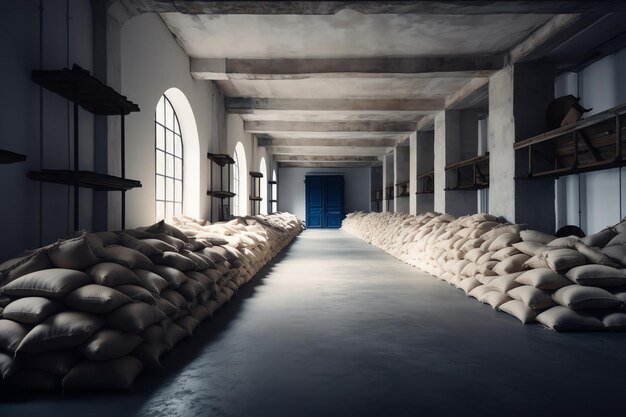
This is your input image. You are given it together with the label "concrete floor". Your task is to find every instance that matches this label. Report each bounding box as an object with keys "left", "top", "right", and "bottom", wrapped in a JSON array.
[{"left": 2, "top": 229, "right": 626, "bottom": 416}]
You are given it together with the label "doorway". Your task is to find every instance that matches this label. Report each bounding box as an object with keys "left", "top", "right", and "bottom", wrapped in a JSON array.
[{"left": 305, "top": 175, "right": 345, "bottom": 228}]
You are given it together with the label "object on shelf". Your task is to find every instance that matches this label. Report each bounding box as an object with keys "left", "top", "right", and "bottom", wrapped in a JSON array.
[
  {"left": 416, "top": 171, "right": 434, "bottom": 194},
  {"left": 0, "top": 149, "right": 27, "bottom": 164},
  {"left": 515, "top": 103, "right": 626, "bottom": 180},
  {"left": 444, "top": 154, "right": 489, "bottom": 191},
  {"left": 29, "top": 64, "right": 141, "bottom": 230},
  {"left": 206, "top": 153, "right": 236, "bottom": 222},
  {"left": 546, "top": 95, "right": 592, "bottom": 130}
]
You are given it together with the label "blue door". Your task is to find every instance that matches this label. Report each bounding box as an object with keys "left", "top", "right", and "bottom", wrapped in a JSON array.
[{"left": 305, "top": 175, "right": 344, "bottom": 228}]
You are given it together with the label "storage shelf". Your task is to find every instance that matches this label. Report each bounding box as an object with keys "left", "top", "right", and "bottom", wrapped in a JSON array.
[
  {"left": 32, "top": 64, "right": 140, "bottom": 116},
  {"left": 28, "top": 170, "right": 141, "bottom": 191},
  {"left": 445, "top": 154, "right": 489, "bottom": 191},
  {"left": 416, "top": 170, "right": 434, "bottom": 194},
  {"left": 249, "top": 196, "right": 263, "bottom": 201},
  {"left": 269, "top": 199, "right": 278, "bottom": 203},
  {"left": 207, "top": 153, "right": 235, "bottom": 166},
  {"left": 515, "top": 102, "right": 626, "bottom": 180},
  {"left": 249, "top": 171, "right": 264, "bottom": 178},
  {"left": 207, "top": 190, "right": 236, "bottom": 198},
  {"left": 268, "top": 180, "right": 277, "bottom": 185},
  {"left": 0, "top": 149, "right": 27, "bottom": 164}
]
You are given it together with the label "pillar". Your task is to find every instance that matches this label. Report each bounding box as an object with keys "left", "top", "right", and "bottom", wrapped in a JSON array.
[{"left": 489, "top": 63, "right": 555, "bottom": 232}]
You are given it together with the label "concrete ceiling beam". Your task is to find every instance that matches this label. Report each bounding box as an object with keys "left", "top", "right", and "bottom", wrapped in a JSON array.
[
  {"left": 445, "top": 77, "right": 489, "bottom": 110},
  {"left": 246, "top": 121, "right": 416, "bottom": 134},
  {"left": 508, "top": 13, "right": 606, "bottom": 63},
  {"left": 258, "top": 137, "right": 399, "bottom": 148},
  {"left": 190, "top": 56, "right": 503, "bottom": 80},
  {"left": 226, "top": 98, "right": 445, "bottom": 113},
  {"left": 278, "top": 161, "right": 379, "bottom": 168},
  {"left": 115, "top": 1, "right": 626, "bottom": 17},
  {"left": 273, "top": 155, "right": 380, "bottom": 162},
  {"left": 270, "top": 146, "right": 389, "bottom": 156}
]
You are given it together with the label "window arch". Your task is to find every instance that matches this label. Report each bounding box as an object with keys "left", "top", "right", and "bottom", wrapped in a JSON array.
[
  {"left": 259, "top": 157, "right": 268, "bottom": 215},
  {"left": 155, "top": 94, "right": 183, "bottom": 222},
  {"left": 233, "top": 142, "right": 247, "bottom": 216}
]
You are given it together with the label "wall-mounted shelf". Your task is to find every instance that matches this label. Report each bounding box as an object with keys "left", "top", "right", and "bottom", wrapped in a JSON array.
[
  {"left": 268, "top": 180, "right": 278, "bottom": 213},
  {"left": 444, "top": 153, "right": 489, "bottom": 191},
  {"left": 29, "top": 64, "right": 141, "bottom": 230},
  {"left": 514, "top": 103, "right": 626, "bottom": 179},
  {"left": 395, "top": 181, "right": 409, "bottom": 197},
  {"left": 0, "top": 149, "right": 27, "bottom": 164},
  {"left": 28, "top": 170, "right": 140, "bottom": 191},
  {"left": 32, "top": 65, "right": 139, "bottom": 115},
  {"left": 416, "top": 170, "right": 434, "bottom": 194},
  {"left": 249, "top": 171, "right": 263, "bottom": 215},
  {"left": 207, "top": 153, "right": 235, "bottom": 222}
]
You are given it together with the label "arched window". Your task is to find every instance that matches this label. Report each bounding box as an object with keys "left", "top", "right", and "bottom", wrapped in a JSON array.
[
  {"left": 232, "top": 147, "right": 240, "bottom": 216},
  {"left": 259, "top": 157, "right": 268, "bottom": 215},
  {"left": 233, "top": 142, "right": 247, "bottom": 216},
  {"left": 155, "top": 94, "right": 183, "bottom": 221}
]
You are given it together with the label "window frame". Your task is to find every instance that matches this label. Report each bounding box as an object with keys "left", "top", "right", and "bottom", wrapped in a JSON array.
[{"left": 155, "top": 94, "right": 184, "bottom": 221}]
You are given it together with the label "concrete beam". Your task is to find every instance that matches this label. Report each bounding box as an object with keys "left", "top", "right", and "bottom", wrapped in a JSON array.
[
  {"left": 417, "top": 114, "right": 435, "bottom": 131},
  {"left": 273, "top": 155, "right": 380, "bottom": 162},
  {"left": 247, "top": 121, "right": 416, "bottom": 134},
  {"left": 258, "top": 137, "right": 399, "bottom": 148},
  {"left": 508, "top": 13, "right": 605, "bottom": 63},
  {"left": 191, "top": 57, "right": 503, "bottom": 80},
  {"left": 226, "top": 98, "right": 445, "bottom": 113},
  {"left": 278, "top": 161, "right": 379, "bottom": 168},
  {"left": 445, "top": 77, "right": 489, "bottom": 110},
  {"left": 270, "top": 146, "right": 389, "bottom": 156},
  {"left": 114, "top": 1, "right": 626, "bottom": 17}
]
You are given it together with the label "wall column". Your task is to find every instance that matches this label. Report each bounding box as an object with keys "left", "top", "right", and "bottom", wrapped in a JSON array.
[
  {"left": 489, "top": 63, "right": 555, "bottom": 232},
  {"left": 409, "top": 132, "right": 417, "bottom": 215}
]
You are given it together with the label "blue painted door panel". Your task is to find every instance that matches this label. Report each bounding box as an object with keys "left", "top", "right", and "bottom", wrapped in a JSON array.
[{"left": 306, "top": 175, "right": 344, "bottom": 228}]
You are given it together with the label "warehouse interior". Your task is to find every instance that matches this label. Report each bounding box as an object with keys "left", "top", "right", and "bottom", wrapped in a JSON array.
[{"left": 2, "top": 1, "right": 626, "bottom": 416}]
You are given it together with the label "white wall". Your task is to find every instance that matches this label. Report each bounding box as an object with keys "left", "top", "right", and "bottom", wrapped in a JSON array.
[
  {"left": 554, "top": 48, "right": 626, "bottom": 233},
  {"left": 120, "top": 13, "right": 225, "bottom": 228},
  {"left": 277, "top": 167, "right": 371, "bottom": 221},
  {"left": 0, "top": 0, "right": 94, "bottom": 260}
]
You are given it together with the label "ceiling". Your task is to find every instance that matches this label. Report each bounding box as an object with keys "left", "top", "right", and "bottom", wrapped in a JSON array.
[{"left": 117, "top": 1, "right": 626, "bottom": 168}]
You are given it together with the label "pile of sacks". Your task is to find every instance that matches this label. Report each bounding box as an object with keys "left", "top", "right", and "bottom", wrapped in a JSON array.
[
  {"left": 0, "top": 212, "right": 302, "bottom": 393},
  {"left": 342, "top": 211, "right": 626, "bottom": 332}
]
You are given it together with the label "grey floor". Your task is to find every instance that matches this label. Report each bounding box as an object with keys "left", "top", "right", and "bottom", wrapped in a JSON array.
[{"left": 2, "top": 229, "right": 626, "bottom": 417}]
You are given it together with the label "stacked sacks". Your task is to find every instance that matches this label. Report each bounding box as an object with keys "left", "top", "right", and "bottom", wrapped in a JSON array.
[
  {"left": 0, "top": 212, "right": 303, "bottom": 393},
  {"left": 342, "top": 212, "right": 626, "bottom": 332}
]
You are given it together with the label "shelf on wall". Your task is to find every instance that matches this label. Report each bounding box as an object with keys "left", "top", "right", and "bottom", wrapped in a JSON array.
[
  {"left": 514, "top": 103, "right": 626, "bottom": 179},
  {"left": 249, "top": 196, "right": 263, "bottom": 201},
  {"left": 27, "top": 170, "right": 141, "bottom": 191},
  {"left": 268, "top": 180, "right": 277, "bottom": 185},
  {"left": 249, "top": 171, "right": 264, "bottom": 178},
  {"left": 395, "top": 181, "right": 410, "bottom": 197},
  {"left": 207, "top": 153, "right": 235, "bottom": 166},
  {"left": 32, "top": 64, "right": 140, "bottom": 116},
  {"left": 416, "top": 170, "right": 434, "bottom": 194},
  {"left": 207, "top": 190, "right": 236, "bottom": 199},
  {"left": 0, "top": 149, "right": 27, "bottom": 164},
  {"left": 444, "top": 154, "right": 489, "bottom": 191}
]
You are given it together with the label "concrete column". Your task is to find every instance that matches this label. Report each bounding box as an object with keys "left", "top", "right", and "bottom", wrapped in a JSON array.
[
  {"left": 416, "top": 130, "right": 434, "bottom": 214},
  {"left": 409, "top": 132, "right": 417, "bottom": 215},
  {"left": 382, "top": 153, "right": 393, "bottom": 212},
  {"left": 488, "top": 63, "right": 555, "bottom": 232},
  {"left": 394, "top": 144, "right": 410, "bottom": 213},
  {"left": 434, "top": 110, "right": 478, "bottom": 216}
]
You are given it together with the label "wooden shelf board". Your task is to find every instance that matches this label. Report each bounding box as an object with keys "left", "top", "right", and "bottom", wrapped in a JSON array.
[
  {"left": 444, "top": 153, "right": 489, "bottom": 171},
  {"left": 32, "top": 64, "right": 139, "bottom": 116},
  {"left": 207, "top": 153, "right": 235, "bottom": 166},
  {"left": 207, "top": 190, "right": 236, "bottom": 198},
  {"left": 268, "top": 180, "right": 277, "bottom": 184},
  {"left": 249, "top": 171, "right": 264, "bottom": 178},
  {"left": 0, "top": 149, "right": 27, "bottom": 164},
  {"left": 249, "top": 196, "right": 263, "bottom": 201},
  {"left": 28, "top": 170, "right": 141, "bottom": 191}
]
